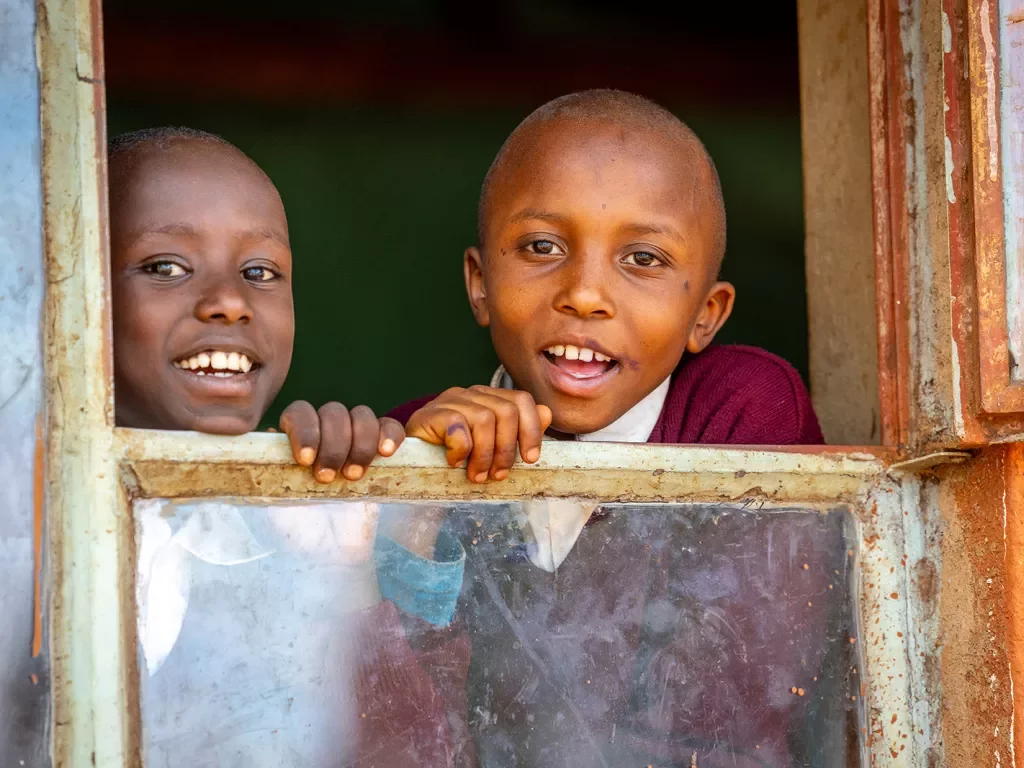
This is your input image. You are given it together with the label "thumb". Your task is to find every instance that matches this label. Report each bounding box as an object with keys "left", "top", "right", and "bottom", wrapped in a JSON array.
[{"left": 537, "top": 404, "right": 554, "bottom": 433}]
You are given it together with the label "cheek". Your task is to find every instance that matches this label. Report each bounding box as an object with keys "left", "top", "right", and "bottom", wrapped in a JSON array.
[
  {"left": 628, "top": 288, "right": 696, "bottom": 361},
  {"left": 113, "top": 287, "right": 170, "bottom": 360},
  {"left": 486, "top": 269, "right": 546, "bottom": 328}
]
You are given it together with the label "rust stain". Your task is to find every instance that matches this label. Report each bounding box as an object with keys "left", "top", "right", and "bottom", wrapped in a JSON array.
[
  {"left": 939, "top": 447, "right": 1014, "bottom": 765},
  {"left": 1005, "top": 443, "right": 1024, "bottom": 764},
  {"left": 33, "top": 416, "right": 44, "bottom": 658}
]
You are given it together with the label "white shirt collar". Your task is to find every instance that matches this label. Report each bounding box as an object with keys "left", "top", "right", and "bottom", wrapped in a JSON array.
[{"left": 489, "top": 365, "right": 671, "bottom": 443}]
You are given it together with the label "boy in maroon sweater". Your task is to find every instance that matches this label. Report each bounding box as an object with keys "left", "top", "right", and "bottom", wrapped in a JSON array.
[
  {"left": 392, "top": 91, "right": 822, "bottom": 476},
  {"left": 366, "top": 91, "right": 855, "bottom": 767}
]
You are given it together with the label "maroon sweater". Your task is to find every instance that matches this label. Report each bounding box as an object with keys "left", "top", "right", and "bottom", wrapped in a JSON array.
[
  {"left": 347, "top": 345, "right": 831, "bottom": 766},
  {"left": 386, "top": 344, "right": 824, "bottom": 446}
]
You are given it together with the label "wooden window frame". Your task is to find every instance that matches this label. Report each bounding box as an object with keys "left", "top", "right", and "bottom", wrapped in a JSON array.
[{"left": 36, "top": 0, "right": 968, "bottom": 764}]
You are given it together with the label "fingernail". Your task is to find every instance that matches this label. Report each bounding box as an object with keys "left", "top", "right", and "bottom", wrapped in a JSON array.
[
  {"left": 316, "top": 468, "right": 336, "bottom": 483},
  {"left": 380, "top": 439, "right": 396, "bottom": 455},
  {"left": 298, "top": 447, "right": 316, "bottom": 466},
  {"left": 473, "top": 471, "right": 489, "bottom": 483},
  {"left": 525, "top": 447, "right": 540, "bottom": 463},
  {"left": 344, "top": 465, "right": 364, "bottom": 481},
  {"left": 493, "top": 469, "right": 509, "bottom": 481},
  {"left": 456, "top": 460, "right": 468, "bottom": 469}
]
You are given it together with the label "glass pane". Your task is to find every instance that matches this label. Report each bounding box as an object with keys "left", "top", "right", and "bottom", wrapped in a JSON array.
[
  {"left": 0, "top": 0, "right": 49, "bottom": 763},
  {"left": 1002, "top": 0, "right": 1024, "bottom": 380},
  {"left": 136, "top": 499, "right": 861, "bottom": 767}
]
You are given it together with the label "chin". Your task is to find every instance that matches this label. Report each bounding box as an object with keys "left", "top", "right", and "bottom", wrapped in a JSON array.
[
  {"left": 188, "top": 413, "right": 260, "bottom": 436},
  {"left": 550, "top": 410, "right": 616, "bottom": 437}
]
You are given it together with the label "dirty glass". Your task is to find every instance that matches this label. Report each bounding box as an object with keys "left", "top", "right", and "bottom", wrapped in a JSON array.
[
  {"left": 1002, "top": 0, "right": 1024, "bottom": 380},
  {"left": 135, "top": 499, "right": 862, "bottom": 767},
  {"left": 0, "top": 0, "right": 49, "bottom": 764}
]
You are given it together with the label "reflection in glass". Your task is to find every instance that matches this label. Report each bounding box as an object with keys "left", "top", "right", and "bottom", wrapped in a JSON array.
[
  {"left": 0, "top": 0, "right": 48, "bottom": 762},
  {"left": 136, "top": 499, "right": 861, "bottom": 767}
]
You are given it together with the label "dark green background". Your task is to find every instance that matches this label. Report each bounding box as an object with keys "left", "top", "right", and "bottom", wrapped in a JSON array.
[{"left": 107, "top": 100, "right": 806, "bottom": 425}]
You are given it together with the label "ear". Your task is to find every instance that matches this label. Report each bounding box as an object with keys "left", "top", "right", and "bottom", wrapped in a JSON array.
[
  {"left": 463, "top": 246, "right": 490, "bottom": 327},
  {"left": 686, "top": 281, "right": 735, "bottom": 354}
]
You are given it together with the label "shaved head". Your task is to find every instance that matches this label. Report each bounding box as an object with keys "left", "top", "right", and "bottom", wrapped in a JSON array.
[{"left": 478, "top": 89, "right": 727, "bottom": 273}]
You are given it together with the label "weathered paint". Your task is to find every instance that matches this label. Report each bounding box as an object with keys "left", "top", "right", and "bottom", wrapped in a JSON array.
[
  {"left": 868, "top": 0, "right": 913, "bottom": 448},
  {"left": 937, "top": 446, "right": 1015, "bottom": 766},
  {"left": 0, "top": 0, "right": 50, "bottom": 763},
  {"left": 858, "top": 476, "right": 943, "bottom": 765},
  {"left": 38, "top": 0, "right": 140, "bottom": 764},
  {"left": 1001, "top": 0, "right": 1024, "bottom": 388},
  {"left": 119, "top": 431, "right": 890, "bottom": 504},
  {"left": 1005, "top": 443, "right": 1024, "bottom": 766}
]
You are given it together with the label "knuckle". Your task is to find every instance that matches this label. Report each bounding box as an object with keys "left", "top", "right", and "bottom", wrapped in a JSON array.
[
  {"left": 495, "top": 401, "right": 518, "bottom": 420},
  {"left": 513, "top": 391, "right": 537, "bottom": 409},
  {"left": 350, "top": 403, "right": 376, "bottom": 421}
]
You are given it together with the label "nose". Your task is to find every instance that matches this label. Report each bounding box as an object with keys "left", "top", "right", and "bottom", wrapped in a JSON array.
[
  {"left": 194, "top": 275, "right": 253, "bottom": 324},
  {"left": 553, "top": 253, "right": 616, "bottom": 319}
]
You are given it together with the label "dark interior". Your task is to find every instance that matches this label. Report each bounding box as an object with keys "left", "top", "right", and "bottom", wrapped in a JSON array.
[{"left": 102, "top": 0, "right": 806, "bottom": 425}]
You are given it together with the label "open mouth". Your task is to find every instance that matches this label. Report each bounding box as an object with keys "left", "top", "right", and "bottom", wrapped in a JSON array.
[
  {"left": 542, "top": 344, "right": 618, "bottom": 379},
  {"left": 172, "top": 350, "right": 260, "bottom": 378}
]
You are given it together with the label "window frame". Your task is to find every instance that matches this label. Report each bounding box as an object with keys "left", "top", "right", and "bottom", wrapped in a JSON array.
[{"left": 37, "top": 0, "right": 944, "bottom": 764}]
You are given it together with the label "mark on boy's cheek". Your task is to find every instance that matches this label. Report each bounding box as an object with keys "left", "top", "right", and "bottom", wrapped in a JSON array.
[
  {"left": 602, "top": 203, "right": 606, "bottom": 210},
  {"left": 684, "top": 280, "right": 690, "bottom": 292}
]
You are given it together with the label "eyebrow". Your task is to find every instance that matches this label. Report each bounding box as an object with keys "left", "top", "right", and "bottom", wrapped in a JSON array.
[
  {"left": 621, "top": 222, "right": 687, "bottom": 244},
  {"left": 126, "top": 222, "right": 290, "bottom": 249},
  {"left": 507, "top": 208, "right": 572, "bottom": 226}
]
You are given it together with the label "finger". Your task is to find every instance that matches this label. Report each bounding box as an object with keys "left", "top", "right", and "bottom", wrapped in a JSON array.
[
  {"left": 342, "top": 405, "right": 381, "bottom": 481},
  {"left": 464, "top": 388, "right": 521, "bottom": 480},
  {"left": 462, "top": 404, "right": 496, "bottom": 484},
  {"left": 537, "top": 404, "right": 553, "bottom": 433},
  {"left": 279, "top": 400, "right": 320, "bottom": 467},
  {"left": 507, "top": 391, "right": 545, "bottom": 465},
  {"left": 407, "top": 407, "right": 474, "bottom": 468},
  {"left": 377, "top": 418, "right": 405, "bottom": 456},
  {"left": 311, "top": 402, "right": 352, "bottom": 484}
]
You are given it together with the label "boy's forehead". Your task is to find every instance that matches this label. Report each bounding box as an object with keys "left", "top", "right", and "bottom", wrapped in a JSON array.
[
  {"left": 489, "top": 118, "right": 710, "bottom": 222},
  {"left": 111, "top": 141, "right": 288, "bottom": 248}
]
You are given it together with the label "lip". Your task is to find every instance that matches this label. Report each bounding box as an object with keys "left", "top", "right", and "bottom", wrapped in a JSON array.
[
  {"left": 171, "top": 364, "right": 261, "bottom": 398},
  {"left": 537, "top": 353, "right": 622, "bottom": 399}
]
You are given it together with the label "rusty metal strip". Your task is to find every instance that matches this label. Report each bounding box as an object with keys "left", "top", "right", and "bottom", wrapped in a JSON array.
[
  {"left": 868, "top": 0, "right": 911, "bottom": 449},
  {"left": 38, "top": 0, "right": 139, "bottom": 764},
  {"left": 968, "top": 0, "right": 1024, "bottom": 413}
]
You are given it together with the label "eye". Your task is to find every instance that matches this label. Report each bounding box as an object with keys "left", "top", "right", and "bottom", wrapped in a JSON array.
[
  {"left": 526, "top": 239, "right": 565, "bottom": 256},
  {"left": 144, "top": 260, "right": 188, "bottom": 279},
  {"left": 241, "top": 265, "right": 278, "bottom": 283},
  {"left": 623, "top": 250, "right": 662, "bottom": 268}
]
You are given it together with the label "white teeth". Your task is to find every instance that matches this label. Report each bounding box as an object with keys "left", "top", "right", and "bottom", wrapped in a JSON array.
[
  {"left": 174, "top": 350, "right": 255, "bottom": 374},
  {"left": 546, "top": 344, "right": 615, "bottom": 363},
  {"left": 197, "top": 371, "right": 205, "bottom": 376}
]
